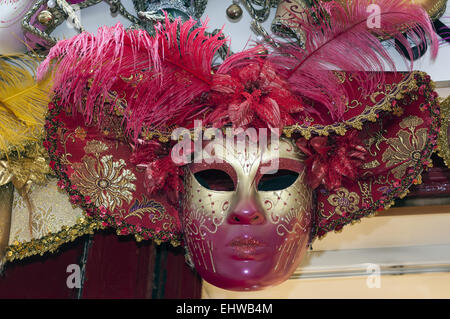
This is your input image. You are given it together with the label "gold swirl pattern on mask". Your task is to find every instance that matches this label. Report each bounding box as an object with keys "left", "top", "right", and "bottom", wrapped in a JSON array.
[{"left": 259, "top": 169, "right": 312, "bottom": 231}]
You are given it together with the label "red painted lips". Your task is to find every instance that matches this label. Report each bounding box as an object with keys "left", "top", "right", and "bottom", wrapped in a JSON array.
[{"left": 227, "top": 236, "right": 268, "bottom": 260}]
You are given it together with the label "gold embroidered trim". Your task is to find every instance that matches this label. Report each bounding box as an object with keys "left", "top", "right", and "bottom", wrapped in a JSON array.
[
  {"left": 4, "top": 216, "right": 104, "bottom": 262},
  {"left": 313, "top": 72, "right": 439, "bottom": 240},
  {"left": 284, "top": 72, "right": 421, "bottom": 138},
  {"left": 326, "top": 187, "right": 361, "bottom": 216},
  {"left": 143, "top": 72, "right": 423, "bottom": 142},
  {"left": 71, "top": 141, "right": 137, "bottom": 211},
  {"left": 382, "top": 116, "right": 428, "bottom": 179},
  {"left": 437, "top": 96, "right": 450, "bottom": 167}
]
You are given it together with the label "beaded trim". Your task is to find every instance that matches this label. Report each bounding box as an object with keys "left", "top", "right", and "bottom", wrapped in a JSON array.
[
  {"left": 43, "top": 102, "right": 183, "bottom": 247},
  {"left": 313, "top": 72, "right": 441, "bottom": 239},
  {"left": 437, "top": 96, "right": 450, "bottom": 167}
]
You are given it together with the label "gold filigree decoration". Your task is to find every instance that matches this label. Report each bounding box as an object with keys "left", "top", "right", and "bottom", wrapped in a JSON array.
[
  {"left": 124, "top": 196, "right": 176, "bottom": 231},
  {"left": 140, "top": 72, "right": 422, "bottom": 142},
  {"left": 362, "top": 160, "right": 380, "bottom": 169},
  {"left": 84, "top": 140, "right": 109, "bottom": 154},
  {"left": 382, "top": 116, "right": 428, "bottom": 179},
  {"left": 358, "top": 180, "right": 374, "bottom": 207},
  {"left": 334, "top": 71, "right": 347, "bottom": 84},
  {"left": 74, "top": 126, "right": 87, "bottom": 141},
  {"left": 0, "top": 143, "right": 50, "bottom": 195},
  {"left": 345, "top": 99, "right": 363, "bottom": 113},
  {"left": 327, "top": 187, "right": 361, "bottom": 215},
  {"left": 5, "top": 216, "right": 104, "bottom": 262},
  {"left": 363, "top": 121, "right": 388, "bottom": 157},
  {"left": 71, "top": 141, "right": 136, "bottom": 211},
  {"left": 437, "top": 96, "right": 450, "bottom": 168},
  {"left": 119, "top": 73, "right": 143, "bottom": 87}
]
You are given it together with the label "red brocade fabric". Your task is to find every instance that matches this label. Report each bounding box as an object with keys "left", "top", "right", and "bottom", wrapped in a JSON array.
[
  {"left": 44, "top": 71, "right": 440, "bottom": 244},
  {"left": 303, "top": 71, "right": 440, "bottom": 238},
  {"left": 44, "top": 108, "right": 183, "bottom": 245}
]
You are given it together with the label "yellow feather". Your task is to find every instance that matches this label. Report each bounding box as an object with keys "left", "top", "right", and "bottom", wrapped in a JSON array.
[{"left": 0, "top": 55, "right": 52, "bottom": 157}]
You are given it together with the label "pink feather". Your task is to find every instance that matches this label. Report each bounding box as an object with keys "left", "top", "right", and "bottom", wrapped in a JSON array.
[
  {"left": 130, "top": 15, "right": 228, "bottom": 134},
  {"left": 38, "top": 22, "right": 158, "bottom": 127},
  {"left": 38, "top": 15, "right": 229, "bottom": 140},
  {"left": 269, "top": 0, "right": 439, "bottom": 121}
]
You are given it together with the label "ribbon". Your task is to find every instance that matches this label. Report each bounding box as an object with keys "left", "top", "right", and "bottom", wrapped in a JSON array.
[{"left": 0, "top": 156, "right": 49, "bottom": 196}]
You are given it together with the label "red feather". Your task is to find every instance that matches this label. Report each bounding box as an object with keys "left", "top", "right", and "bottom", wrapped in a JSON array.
[
  {"left": 269, "top": 0, "right": 439, "bottom": 121},
  {"left": 38, "top": 15, "right": 229, "bottom": 141},
  {"left": 132, "top": 16, "right": 228, "bottom": 132},
  {"left": 38, "top": 23, "right": 158, "bottom": 127}
]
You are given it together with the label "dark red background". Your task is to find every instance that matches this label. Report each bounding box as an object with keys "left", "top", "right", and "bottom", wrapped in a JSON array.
[{"left": 0, "top": 229, "right": 201, "bottom": 299}]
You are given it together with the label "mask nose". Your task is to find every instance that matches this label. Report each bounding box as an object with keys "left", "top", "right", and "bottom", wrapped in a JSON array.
[{"left": 228, "top": 199, "right": 266, "bottom": 225}]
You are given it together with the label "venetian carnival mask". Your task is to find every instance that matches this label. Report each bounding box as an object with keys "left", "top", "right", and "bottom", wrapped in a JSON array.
[
  {"left": 3, "top": 0, "right": 440, "bottom": 292},
  {"left": 182, "top": 134, "right": 313, "bottom": 290}
]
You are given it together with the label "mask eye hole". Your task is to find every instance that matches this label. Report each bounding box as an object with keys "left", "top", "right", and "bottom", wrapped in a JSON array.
[
  {"left": 194, "top": 169, "right": 235, "bottom": 191},
  {"left": 257, "top": 170, "right": 299, "bottom": 191}
]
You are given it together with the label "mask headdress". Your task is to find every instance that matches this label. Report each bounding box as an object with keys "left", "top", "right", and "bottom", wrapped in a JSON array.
[{"left": 30, "top": 2, "right": 442, "bottom": 264}]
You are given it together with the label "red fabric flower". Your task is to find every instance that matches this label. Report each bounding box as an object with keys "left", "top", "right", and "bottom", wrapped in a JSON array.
[
  {"left": 206, "top": 62, "right": 305, "bottom": 129},
  {"left": 142, "top": 157, "right": 184, "bottom": 204},
  {"left": 130, "top": 140, "right": 184, "bottom": 204},
  {"left": 296, "top": 131, "right": 367, "bottom": 190}
]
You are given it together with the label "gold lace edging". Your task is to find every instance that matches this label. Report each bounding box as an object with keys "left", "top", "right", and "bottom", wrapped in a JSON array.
[
  {"left": 143, "top": 72, "right": 422, "bottom": 142},
  {"left": 283, "top": 71, "right": 422, "bottom": 139},
  {"left": 437, "top": 96, "right": 450, "bottom": 167},
  {"left": 4, "top": 216, "right": 104, "bottom": 262}
]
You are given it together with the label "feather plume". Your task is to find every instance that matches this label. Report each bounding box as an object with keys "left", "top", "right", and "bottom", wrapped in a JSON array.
[
  {"left": 0, "top": 55, "right": 52, "bottom": 156},
  {"left": 130, "top": 16, "right": 228, "bottom": 133},
  {"left": 269, "top": 0, "right": 439, "bottom": 120},
  {"left": 38, "top": 22, "right": 158, "bottom": 127},
  {"left": 38, "top": 15, "right": 229, "bottom": 140}
]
